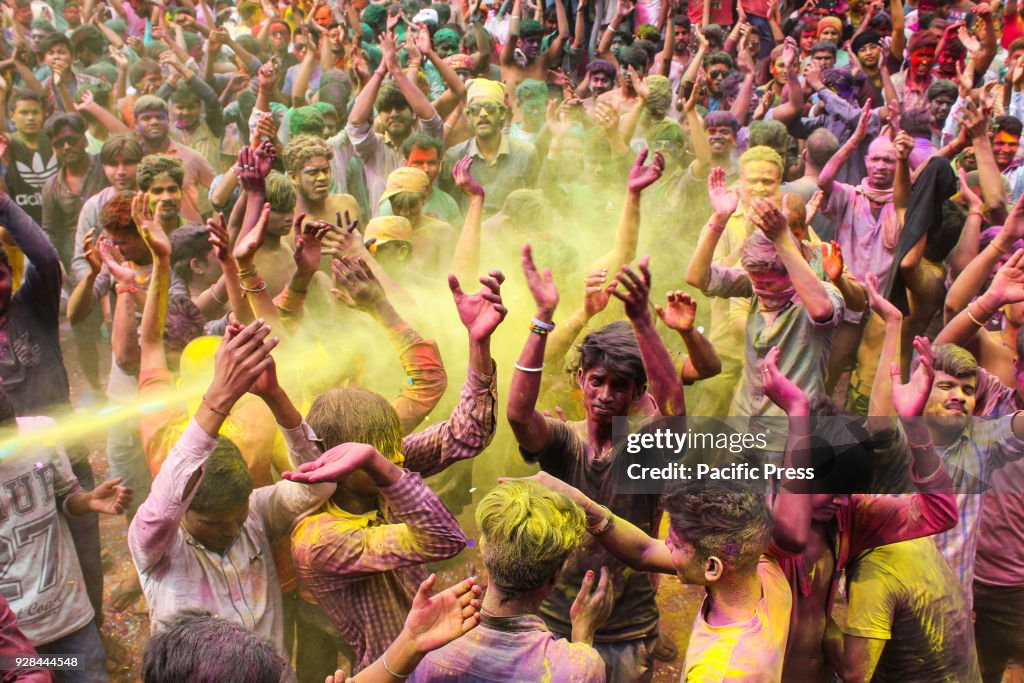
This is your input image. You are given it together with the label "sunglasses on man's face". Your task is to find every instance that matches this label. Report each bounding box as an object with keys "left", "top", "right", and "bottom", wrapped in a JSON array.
[
  {"left": 53, "top": 134, "right": 84, "bottom": 148},
  {"left": 468, "top": 102, "right": 502, "bottom": 116},
  {"left": 709, "top": 70, "right": 729, "bottom": 79}
]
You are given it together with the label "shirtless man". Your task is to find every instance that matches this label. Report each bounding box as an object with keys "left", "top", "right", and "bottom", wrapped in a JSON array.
[
  {"left": 596, "top": 45, "right": 649, "bottom": 118},
  {"left": 500, "top": 0, "right": 569, "bottom": 90},
  {"left": 282, "top": 134, "right": 361, "bottom": 235}
]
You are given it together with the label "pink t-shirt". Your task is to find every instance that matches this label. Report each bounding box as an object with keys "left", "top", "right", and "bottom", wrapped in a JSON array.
[
  {"left": 974, "top": 460, "right": 1024, "bottom": 587},
  {"left": 683, "top": 557, "right": 792, "bottom": 682}
]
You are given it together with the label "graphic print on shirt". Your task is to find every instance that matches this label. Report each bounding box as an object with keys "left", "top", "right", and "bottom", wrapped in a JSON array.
[{"left": 0, "top": 461, "right": 75, "bottom": 632}]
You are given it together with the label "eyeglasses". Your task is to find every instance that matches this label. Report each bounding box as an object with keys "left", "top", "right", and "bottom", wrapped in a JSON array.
[
  {"left": 467, "top": 102, "right": 501, "bottom": 116},
  {"left": 53, "top": 134, "right": 84, "bottom": 148},
  {"left": 270, "top": 29, "right": 289, "bottom": 36},
  {"left": 708, "top": 70, "right": 729, "bottom": 79}
]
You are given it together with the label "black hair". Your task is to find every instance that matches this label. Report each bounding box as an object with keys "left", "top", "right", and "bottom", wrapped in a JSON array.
[
  {"left": 142, "top": 609, "right": 286, "bottom": 683},
  {"left": 375, "top": 81, "right": 410, "bottom": 113},
  {"left": 578, "top": 321, "right": 646, "bottom": 397},
  {"left": 40, "top": 32, "right": 72, "bottom": 54},
  {"left": 402, "top": 133, "right": 443, "bottom": 159},
  {"left": 170, "top": 223, "right": 213, "bottom": 283},
  {"left": 44, "top": 111, "right": 86, "bottom": 138},
  {"left": 994, "top": 115, "right": 1024, "bottom": 138}
]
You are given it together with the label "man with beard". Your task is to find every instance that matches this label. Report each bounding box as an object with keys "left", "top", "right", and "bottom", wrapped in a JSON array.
[
  {"left": 133, "top": 96, "right": 215, "bottom": 222},
  {"left": 597, "top": 46, "right": 650, "bottom": 117},
  {"left": 41, "top": 112, "right": 107, "bottom": 273},
  {"left": 652, "top": 15, "right": 694, "bottom": 93},
  {"left": 818, "top": 111, "right": 914, "bottom": 399},
  {"left": 380, "top": 134, "right": 462, "bottom": 227},
  {"left": 507, "top": 244, "right": 685, "bottom": 683},
  {"left": 441, "top": 79, "right": 539, "bottom": 216},
  {"left": 499, "top": 0, "right": 568, "bottom": 89},
  {"left": 875, "top": 341, "right": 1024, "bottom": 607},
  {"left": 347, "top": 34, "right": 442, "bottom": 208},
  {"left": 926, "top": 79, "right": 958, "bottom": 148},
  {"left": 580, "top": 59, "right": 617, "bottom": 114},
  {"left": 2, "top": 90, "right": 58, "bottom": 227},
  {"left": 281, "top": 135, "right": 361, "bottom": 236},
  {"left": 156, "top": 52, "right": 228, "bottom": 174}
]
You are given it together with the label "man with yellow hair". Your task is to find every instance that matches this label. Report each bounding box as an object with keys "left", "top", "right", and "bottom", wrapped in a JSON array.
[
  {"left": 685, "top": 146, "right": 785, "bottom": 416},
  {"left": 290, "top": 263, "right": 507, "bottom": 673},
  {"left": 407, "top": 480, "right": 610, "bottom": 682},
  {"left": 442, "top": 78, "right": 540, "bottom": 216}
]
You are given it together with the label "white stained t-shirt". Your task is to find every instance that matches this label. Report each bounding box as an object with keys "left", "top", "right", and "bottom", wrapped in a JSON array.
[{"left": 0, "top": 417, "right": 94, "bottom": 645}]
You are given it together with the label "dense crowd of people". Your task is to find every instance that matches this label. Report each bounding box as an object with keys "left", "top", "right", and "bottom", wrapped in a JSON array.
[{"left": 0, "top": 0, "right": 1023, "bottom": 678}]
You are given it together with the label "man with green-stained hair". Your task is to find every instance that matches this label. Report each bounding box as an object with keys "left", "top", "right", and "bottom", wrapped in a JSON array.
[
  {"left": 510, "top": 79, "right": 548, "bottom": 144},
  {"left": 408, "top": 480, "right": 609, "bottom": 682}
]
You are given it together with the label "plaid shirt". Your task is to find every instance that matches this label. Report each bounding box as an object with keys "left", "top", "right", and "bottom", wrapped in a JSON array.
[
  {"left": 931, "top": 416, "right": 1024, "bottom": 606},
  {"left": 290, "top": 365, "right": 496, "bottom": 671}
]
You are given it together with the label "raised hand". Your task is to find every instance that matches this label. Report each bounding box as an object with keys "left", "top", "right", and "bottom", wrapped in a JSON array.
[
  {"left": 654, "top": 290, "right": 697, "bottom": 332},
  {"left": 322, "top": 210, "right": 365, "bottom": 258},
  {"left": 627, "top": 149, "right": 665, "bottom": 194},
  {"left": 403, "top": 574, "right": 482, "bottom": 654},
  {"left": 294, "top": 217, "right": 333, "bottom": 276},
  {"left": 864, "top": 272, "right": 901, "bottom": 323},
  {"left": 821, "top": 241, "right": 843, "bottom": 282},
  {"left": 237, "top": 145, "right": 268, "bottom": 192},
  {"left": 415, "top": 21, "right": 433, "bottom": 55},
  {"left": 331, "top": 255, "right": 387, "bottom": 310},
  {"left": 206, "top": 212, "right": 235, "bottom": 265},
  {"left": 98, "top": 238, "right": 137, "bottom": 286},
  {"left": 88, "top": 477, "right": 133, "bottom": 515},
  {"left": 891, "top": 336, "right": 935, "bottom": 417},
  {"left": 956, "top": 97, "right": 989, "bottom": 140},
  {"left": 283, "top": 442, "right": 381, "bottom": 483},
  {"left": 957, "top": 167, "right": 984, "bottom": 214},
  {"left": 892, "top": 130, "right": 914, "bottom": 161},
  {"left": 748, "top": 197, "right": 788, "bottom": 242},
  {"left": 522, "top": 243, "right": 559, "bottom": 317},
  {"left": 628, "top": 66, "right": 650, "bottom": 100},
  {"left": 206, "top": 319, "right": 280, "bottom": 410},
  {"left": 74, "top": 89, "right": 95, "bottom": 111},
  {"left": 986, "top": 248, "right": 1024, "bottom": 307},
  {"left": 132, "top": 192, "right": 171, "bottom": 260},
  {"left": 233, "top": 202, "right": 272, "bottom": 266},
  {"left": 610, "top": 255, "right": 653, "bottom": 323},
  {"left": 380, "top": 30, "right": 402, "bottom": 73},
  {"left": 592, "top": 101, "right": 620, "bottom": 133},
  {"left": 805, "top": 189, "right": 824, "bottom": 224},
  {"left": 707, "top": 166, "right": 738, "bottom": 220},
  {"left": 257, "top": 60, "right": 279, "bottom": 91},
  {"left": 761, "top": 346, "right": 809, "bottom": 414},
  {"left": 82, "top": 227, "right": 103, "bottom": 276},
  {"left": 583, "top": 269, "right": 618, "bottom": 319},
  {"left": 849, "top": 105, "right": 872, "bottom": 146},
  {"left": 452, "top": 156, "right": 484, "bottom": 199},
  {"left": 448, "top": 270, "right": 508, "bottom": 342},
  {"left": 570, "top": 567, "right": 614, "bottom": 644}
]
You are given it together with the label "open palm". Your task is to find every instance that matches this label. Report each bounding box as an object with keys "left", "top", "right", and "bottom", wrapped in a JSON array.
[
  {"left": 405, "top": 574, "right": 481, "bottom": 653},
  {"left": 449, "top": 271, "right": 507, "bottom": 342}
]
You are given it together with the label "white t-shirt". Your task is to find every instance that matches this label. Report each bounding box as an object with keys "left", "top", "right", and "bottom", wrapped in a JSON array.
[{"left": 0, "top": 417, "right": 94, "bottom": 645}]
